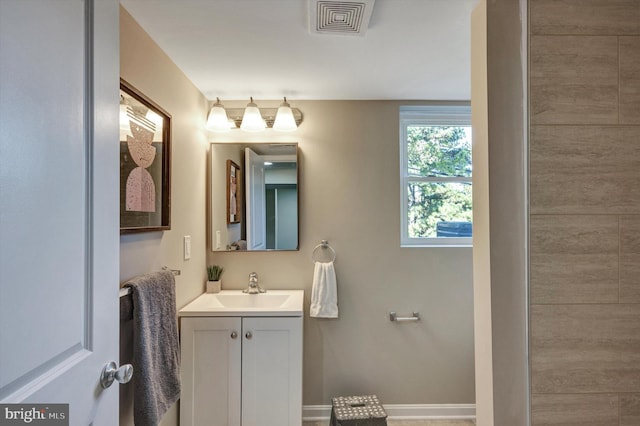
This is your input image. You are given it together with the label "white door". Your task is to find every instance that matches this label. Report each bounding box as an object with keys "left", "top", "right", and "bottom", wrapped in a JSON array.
[
  {"left": 0, "top": 0, "right": 120, "bottom": 424},
  {"left": 180, "top": 317, "right": 242, "bottom": 426},
  {"left": 245, "top": 148, "right": 266, "bottom": 250},
  {"left": 242, "top": 317, "right": 303, "bottom": 426},
  {"left": 274, "top": 188, "right": 298, "bottom": 250}
]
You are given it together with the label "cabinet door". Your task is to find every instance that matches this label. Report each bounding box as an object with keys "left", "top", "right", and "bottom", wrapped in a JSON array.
[
  {"left": 181, "top": 317, "right": 242, "bottom": 426},
  {"left": 242, "top": 317, "right": 303, "bottom": 426}
]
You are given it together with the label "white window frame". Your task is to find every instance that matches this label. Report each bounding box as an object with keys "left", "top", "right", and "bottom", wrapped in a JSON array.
[{"left": 400, "top": 104, "right": 472, "bottom": 247}]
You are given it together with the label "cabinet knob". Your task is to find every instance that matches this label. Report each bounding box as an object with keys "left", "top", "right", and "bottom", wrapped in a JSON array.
[
  {"left": 245, "top": 331, "right": 253, "bottom": 339},
  {"left": 230, "top": 331, "right": 238, "bottom": 339}
]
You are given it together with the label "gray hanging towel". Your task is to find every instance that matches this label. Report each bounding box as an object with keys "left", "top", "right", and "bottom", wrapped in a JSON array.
[{"left": 124, "top": 270, "right": 180, "bottom": 426}]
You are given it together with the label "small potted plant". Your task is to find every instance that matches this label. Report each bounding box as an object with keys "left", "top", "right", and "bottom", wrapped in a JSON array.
[{"left": 206, "top": 265, "right": 224, "bottom": 293}]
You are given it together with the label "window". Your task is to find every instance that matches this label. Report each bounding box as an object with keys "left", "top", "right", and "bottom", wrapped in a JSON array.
[{"left": 400, "top": 105, "right": 472, "bottom": 247}]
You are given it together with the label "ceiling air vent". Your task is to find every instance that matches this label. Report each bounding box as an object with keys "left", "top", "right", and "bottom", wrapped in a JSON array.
[{"left": 309, "top": 0, "right": 376, "bottom": 36}]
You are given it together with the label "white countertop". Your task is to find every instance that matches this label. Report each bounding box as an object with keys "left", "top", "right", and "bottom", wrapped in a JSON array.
[{"left": 178, "top": 290, "right": 304, "bottom": 317}]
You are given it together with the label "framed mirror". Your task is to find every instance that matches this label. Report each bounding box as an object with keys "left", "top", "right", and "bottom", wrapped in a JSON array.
[{"left": 210, "top": 143, "right": 298, "bottom": 251}]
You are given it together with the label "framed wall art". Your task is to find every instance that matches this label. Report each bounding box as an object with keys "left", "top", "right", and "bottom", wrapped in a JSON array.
[
  {"left": 119, "top": 78, "right": 171, "bottom": 234},
  {"left": 227, "top": 160, "right": 241, "bottom": 224}
]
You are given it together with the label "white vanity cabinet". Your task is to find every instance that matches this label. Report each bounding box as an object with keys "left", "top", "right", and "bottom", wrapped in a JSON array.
[
  {"left": 180, "top": 317, "right": 241, "bottom": 425},
  {"left": 180, "top": 315, "right": 303, "bottom": 426}
]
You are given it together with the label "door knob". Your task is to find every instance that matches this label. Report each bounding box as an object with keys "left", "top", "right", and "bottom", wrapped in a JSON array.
[
  {"left": 100, "top": 361, "right": 133, "bottom": 389},
  {"left": 245, "top": 331, "right": 253, "bottom": 339},
  {"left": 231, "top": 331, "right": 238, "bottom": 339}
]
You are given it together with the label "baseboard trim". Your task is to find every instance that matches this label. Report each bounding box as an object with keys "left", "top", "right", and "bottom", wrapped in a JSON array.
[{"left": 303, "top": 403, "right": 476, "bottom": 421}]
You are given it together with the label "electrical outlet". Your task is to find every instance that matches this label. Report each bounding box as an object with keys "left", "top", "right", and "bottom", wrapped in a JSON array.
[{"left": 184, "top": 236, "right": 191, "bottom": 260}]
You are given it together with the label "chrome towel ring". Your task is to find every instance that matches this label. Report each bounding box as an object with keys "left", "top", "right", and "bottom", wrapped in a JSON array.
[{"left": 312, "top": 240, "right": 336, "bottom": 263}]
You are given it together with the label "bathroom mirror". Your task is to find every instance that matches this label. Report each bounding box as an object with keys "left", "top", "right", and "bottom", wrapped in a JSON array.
[{"left": 210, "top": 142, "right": 298, "bottom": 251}]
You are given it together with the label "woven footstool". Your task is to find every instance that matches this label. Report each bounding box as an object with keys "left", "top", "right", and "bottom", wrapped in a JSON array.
[{"left": 330, "top": 395, "right": 388, "bottom": 426}]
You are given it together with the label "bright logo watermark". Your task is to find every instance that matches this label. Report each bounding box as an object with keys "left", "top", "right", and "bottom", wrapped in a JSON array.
[{"left": 0, "top": 405, "right": 68, "bottom": 425}]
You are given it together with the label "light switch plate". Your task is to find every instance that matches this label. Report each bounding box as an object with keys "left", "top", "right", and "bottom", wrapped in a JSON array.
[{"left": 184, "top": 236, "right": 191, "bottom": 260}]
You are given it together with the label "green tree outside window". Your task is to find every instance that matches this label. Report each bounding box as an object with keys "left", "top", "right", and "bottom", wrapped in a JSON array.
[{"left": 406, "top": 126, "right": 472, "bottom": 238}]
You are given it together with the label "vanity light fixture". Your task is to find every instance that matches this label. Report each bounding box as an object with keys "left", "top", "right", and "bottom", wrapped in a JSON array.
[
  {"left": 272, "top": 97, "right": 298, "bottom": 132},
  {"left": 240, "top": 97, "right": 266, "bottom": 132},
  {"left": 205, "top": 97, "right": 232, "bottom": 132},
  {"left": 206, "top": 97, "right": 304, "bottom": 132}
]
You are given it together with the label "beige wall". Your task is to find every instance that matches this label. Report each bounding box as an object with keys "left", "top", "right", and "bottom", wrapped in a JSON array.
[
  {"left": 485, "top": 0, "right": 530, "bottom": 425},
  {"left": 472, "top": 0, "right": 530, "bottom": 425},
  {"left": 210, "top": 144, "right": 243, "bottom": 249},
  {"left": 471, "top": 1, "right": 494, "bottom": 424},
  {"left": 529, "top": 0, "right": 640, "bottom": 424},
  {"left": 119, "top": 6, "right": 210, "bottom": 426},
  {"left": 207, "top": 100, "right": 476, "bottom": 405}
]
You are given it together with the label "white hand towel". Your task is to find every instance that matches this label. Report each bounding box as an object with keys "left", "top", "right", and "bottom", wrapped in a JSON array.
[{"left": 310, "top": 261, "right": 338, "bottom": 318}]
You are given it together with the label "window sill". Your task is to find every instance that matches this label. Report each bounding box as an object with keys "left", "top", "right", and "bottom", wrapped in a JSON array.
[
  {"left": 401, "top": 237, "right": 473, "bottom": 248},
  {"left": 401, "top": 244, "right": 473, "bottom": 248}
]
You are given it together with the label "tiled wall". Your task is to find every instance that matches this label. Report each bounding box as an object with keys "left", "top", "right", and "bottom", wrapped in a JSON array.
[{"left": 529, "top": 0, "right": 640, "bottom": 425}]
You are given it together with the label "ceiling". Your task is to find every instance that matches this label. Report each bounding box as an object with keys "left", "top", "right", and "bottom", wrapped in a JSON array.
[{"left": 120, "top": 0, "right": 475, "bottom": 101}]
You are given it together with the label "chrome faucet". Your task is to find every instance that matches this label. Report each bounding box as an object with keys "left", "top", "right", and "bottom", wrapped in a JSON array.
[{"left": 243, "top": 272, "right": 266, "bottom": 294}]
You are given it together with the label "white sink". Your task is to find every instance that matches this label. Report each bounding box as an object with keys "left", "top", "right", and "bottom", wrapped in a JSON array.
[
  {"left": 214, "top": 293, "right": 290, "bottom": 308},
  {"left": 179, "top": 290, "right": 304, "bottom": 317}
]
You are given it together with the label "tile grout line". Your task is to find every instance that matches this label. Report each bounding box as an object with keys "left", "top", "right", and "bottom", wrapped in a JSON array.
[
  {"left": 618, "top": 392, "right": 621, "bottom": 426},
  {"left": 618, "top": 36, "right": 621, "bottom": 126}
]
